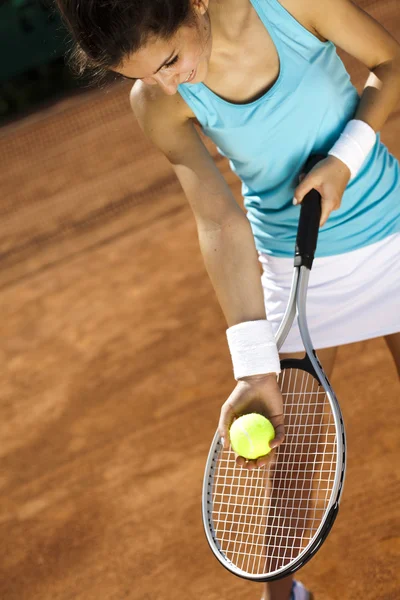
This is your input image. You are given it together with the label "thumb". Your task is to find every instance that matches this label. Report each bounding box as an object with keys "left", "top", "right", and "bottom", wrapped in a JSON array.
[
  {"left": 269, "top": 422, "right": 285, "bottom": 449},
  {"left": 268, "top": 414, "right": 285, "bottom": 449},
  {"left": 293, "top": 176, "right": 316, "bottom": 206},
  {"left": 218, "top": 403, "right": 234, "bottom": 450}
]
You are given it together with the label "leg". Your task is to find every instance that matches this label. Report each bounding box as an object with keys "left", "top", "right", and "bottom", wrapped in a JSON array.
[
  {"left": 262, "top": 346, "right": 338, "bottom": 600},
  {"left": 261, "top": 578, "right": 293, "bottom": 600},
  {"left": 384, "top": 332, "right": 400, "bottom": 378}
]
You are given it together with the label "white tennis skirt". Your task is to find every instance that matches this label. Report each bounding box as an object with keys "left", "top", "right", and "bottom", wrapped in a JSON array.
[{"left": 259, "top": 233, "right": 400, "bottom": 354}]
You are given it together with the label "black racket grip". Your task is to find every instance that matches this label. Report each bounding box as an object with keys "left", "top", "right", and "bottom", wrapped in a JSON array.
[{"left": 294, "top": 154, "right": 325, "bottom": 269}]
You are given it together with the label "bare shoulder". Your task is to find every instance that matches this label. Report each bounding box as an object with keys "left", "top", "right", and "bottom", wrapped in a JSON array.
[
  {"left": 130, "top": 81, "right": 195, "bottom": 135},
  {"left": 269, "top": 0, "right": 327, "bottom": 42},
  {"left": 228, "top": 0, "right": 324, "bottom": 40},
  {"left": 285, "top": 0, "right": 400, "bottom": 67},
  {"left": 129, "top": 81, "right": 207, "bottom": 166}
]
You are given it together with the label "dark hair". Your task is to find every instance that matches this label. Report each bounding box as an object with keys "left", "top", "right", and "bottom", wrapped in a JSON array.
[{"left": 54, "top": 0, "right": 198, "bottom": 87}]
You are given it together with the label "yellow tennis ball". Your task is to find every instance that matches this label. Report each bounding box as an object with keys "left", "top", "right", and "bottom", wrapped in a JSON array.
[{"left": 229, "top": 413, "right": 275, "bottom": 459}]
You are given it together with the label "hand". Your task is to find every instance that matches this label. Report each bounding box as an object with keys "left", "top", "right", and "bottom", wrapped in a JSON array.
[
  {"left": 293, "top": 155, "right": 351, "bottom": 227},
  {"left": 218, "top": 373, "right": 285, "bottom": 470}
]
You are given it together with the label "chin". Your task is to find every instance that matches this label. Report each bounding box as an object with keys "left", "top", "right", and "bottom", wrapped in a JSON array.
[{"left": 192, "top": 63, "right": 206, "bottom": 84}]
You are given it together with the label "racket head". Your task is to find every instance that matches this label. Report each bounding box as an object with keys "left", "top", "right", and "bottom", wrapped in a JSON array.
[{"left": 202, "top": 358, "right": 345, "bottom": 581}]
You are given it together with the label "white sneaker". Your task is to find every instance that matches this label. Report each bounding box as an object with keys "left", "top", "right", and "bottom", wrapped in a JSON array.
[{"left": 291, "top": 580, "right": 311, "bottom": 600}]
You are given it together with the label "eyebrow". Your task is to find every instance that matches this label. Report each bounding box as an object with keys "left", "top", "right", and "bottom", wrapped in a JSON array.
[{"left": 119, "top": 50, "right": 176, "bottom": 81}]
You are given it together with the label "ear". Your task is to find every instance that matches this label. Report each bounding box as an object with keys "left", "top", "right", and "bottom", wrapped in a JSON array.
[{"left": 192, "top": 0, "right": 209, "bottom": 16}]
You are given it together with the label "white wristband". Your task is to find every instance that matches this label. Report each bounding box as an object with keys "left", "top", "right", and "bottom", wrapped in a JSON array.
[
  {"left": 226, "top": 320, "right": 281, "bottom": 380},
  {"left": 328, "top": 119, "right": 376, "bottom": 180}
]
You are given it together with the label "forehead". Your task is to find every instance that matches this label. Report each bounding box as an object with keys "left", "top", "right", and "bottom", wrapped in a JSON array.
[{"left": 119, "top": 30, "right": 183, "bottom": 79}]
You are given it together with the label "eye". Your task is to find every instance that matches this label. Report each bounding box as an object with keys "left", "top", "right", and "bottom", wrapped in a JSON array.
[
  {"left": 120, "top": 74, "right": 137, "bottom": 83},
  {"left": 163, "top": 55, "right": 179, "bottom": 69}
]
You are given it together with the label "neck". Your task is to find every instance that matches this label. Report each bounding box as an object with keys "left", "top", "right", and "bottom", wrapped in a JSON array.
[{"left": 208, "top": 0, "right": 252, "bottom": 55}]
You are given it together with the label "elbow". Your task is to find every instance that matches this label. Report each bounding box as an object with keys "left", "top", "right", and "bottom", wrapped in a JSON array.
[
  {"left": 196, "top": 211, "right": 253, "bottom": 252},
  {"left": 196, "top": 209, "right": 249, "bottom": 236}
]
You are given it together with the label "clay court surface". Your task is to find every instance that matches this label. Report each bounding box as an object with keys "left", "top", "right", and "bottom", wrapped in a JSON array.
[{"left": 1, "top": 2, "right": 399, "bottom": 598}]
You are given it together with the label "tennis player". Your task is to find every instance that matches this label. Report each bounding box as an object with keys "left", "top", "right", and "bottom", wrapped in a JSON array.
[{"left": 56, "top": 0, "right": 400, "bottom": 598}]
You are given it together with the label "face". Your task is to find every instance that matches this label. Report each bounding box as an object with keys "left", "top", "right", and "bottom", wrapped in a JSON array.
[{"left": 114, "top": 0, "right": 212, "bottom": 95}]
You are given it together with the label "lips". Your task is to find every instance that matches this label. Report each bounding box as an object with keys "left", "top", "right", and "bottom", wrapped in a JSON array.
[{"left": 183, "top": 67, "right": 197, "bottom": 83}]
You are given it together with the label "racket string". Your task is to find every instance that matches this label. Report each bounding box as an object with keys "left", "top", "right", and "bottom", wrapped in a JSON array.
[{"left": 210, "top": 368, "right": 338, "bottom": 575}]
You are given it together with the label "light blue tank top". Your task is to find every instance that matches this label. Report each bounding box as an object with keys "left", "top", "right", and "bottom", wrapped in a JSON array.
[{"left": 178, "top": 0, "right": 400, "bottom": 257}]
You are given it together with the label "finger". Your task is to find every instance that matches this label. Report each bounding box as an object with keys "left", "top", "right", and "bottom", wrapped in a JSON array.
[
  {"left": 218, "top": 403, "right": 234, "bottom": 449},
  {"left": 236, "top": 456, "right": 258, "bottom": 470},
  {"left": 236, "top": 455, "right": 247, "bottom": 468},
  {"left": 242, "top": 459, "right": 258, "bottom": 471},
  {"left": 256, "top": 449, "right": 275, "bottom": 469}
]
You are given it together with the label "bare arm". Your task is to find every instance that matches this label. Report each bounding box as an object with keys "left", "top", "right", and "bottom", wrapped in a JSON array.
[
  {"left": 130, "top": 83, "right": 266, "bottom": 327},
  {"left": 130, "top": 83, "right": 285, "bottom": 464},
  {"left": 293, "top": 0, "right": 400, "bottom": 224},
  {"left": 174, "top": 149, "right": 266, "bottom": 327},
  {"left": 307, "top": 0, "right": 400, "bottom": 132}
]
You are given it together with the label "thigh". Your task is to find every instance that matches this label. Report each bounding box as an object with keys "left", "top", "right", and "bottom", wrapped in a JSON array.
[{"left": 279, "top": 346, "right": 338, "bottom": 379}]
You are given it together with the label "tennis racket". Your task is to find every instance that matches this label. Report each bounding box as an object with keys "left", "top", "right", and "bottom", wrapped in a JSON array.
[{"left": 202, "top": 154, "right": 346, "bottom": 581}]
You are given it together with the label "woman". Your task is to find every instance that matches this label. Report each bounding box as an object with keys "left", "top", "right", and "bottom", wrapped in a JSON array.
[{"left": 56, "top": 0, "right": 400, "bottom": 598}]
